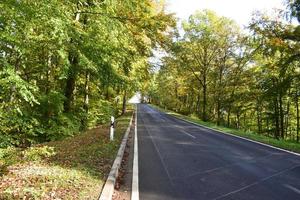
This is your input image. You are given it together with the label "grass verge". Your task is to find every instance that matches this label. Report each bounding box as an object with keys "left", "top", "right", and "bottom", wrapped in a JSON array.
[
  {"left": 0, "top": 110, "right": 133, "bottom": 200},
  {"left": 150, "top": 104, "right": 300, "bottom": 154}
]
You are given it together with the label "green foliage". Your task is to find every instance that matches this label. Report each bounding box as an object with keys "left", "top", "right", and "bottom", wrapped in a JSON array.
[
  {"left": 148, "top": 7, "right": 300, "bottom": 143},
  {"left": 23, "top": 146, "right": 56, "bottom": 162},
  {"left": 38, "top": 91, "right": 65, "bottom": 117},
  {"left": 88, "top": 100, "right": 115, "bottom": 127},
  {"left": 0, "top": 146, "right": 55, "bottom": 168},
  {"left": 0, "top": 147, "right": 20, "bottom": 167},
  {"left": 0, "top": 66, "right": 39, "bottom": 106},
  {"left": 0, "top": 0, "right": 174, "bottom": 147},
  {"left": 44, "top": 114, "right": 81, "bottom": 141}
]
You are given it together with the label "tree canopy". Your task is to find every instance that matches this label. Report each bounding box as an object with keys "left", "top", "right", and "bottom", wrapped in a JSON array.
[
  {"left": 148, "top": 3, "right": 300, "bottom": 142},
  {"left": 2, "top": 0, "right": 300, "bottom": 147},
  {"left": 0, "top": 0, "right": 175, "bottom": 147}
]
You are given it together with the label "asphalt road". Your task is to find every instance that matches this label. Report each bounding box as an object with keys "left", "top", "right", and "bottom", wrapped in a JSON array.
[{"left": 137, "top": 104, "right": 300, "bottom": 200}]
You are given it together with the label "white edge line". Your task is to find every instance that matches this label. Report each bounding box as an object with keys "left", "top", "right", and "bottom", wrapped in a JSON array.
[
  {"left": 99, "top": 113, "right": 134, "bottom": 200},
  {"left": 149, "top": 105, "right": 300, "bottom": 157},
  {"left": 131, "top": 104, "right": 139, "bottom": 200}
]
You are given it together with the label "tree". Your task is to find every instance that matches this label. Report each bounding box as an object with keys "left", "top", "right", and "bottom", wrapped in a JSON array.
[{"left": 0, "top": 0, "right": 175, "bottom": 147}]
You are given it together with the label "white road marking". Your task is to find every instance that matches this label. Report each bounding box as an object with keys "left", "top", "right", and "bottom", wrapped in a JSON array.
[
  {"left": 131, "top": 104, "right": 139, "bottom": 200},
  {"left": 284, "top": 184, "right": 300, "bottom": 194},
  {"left": 213, "top": 165, "right": 300, "bottom": 200},
  {"left": 166, "top": 112, "right": 300, "bottom": 157},
  {"left": 180, "top": 129, "right": 196, "bottom": 139},
  {"left": 141, "top": 116, "right": 175, "bottom": 185}
]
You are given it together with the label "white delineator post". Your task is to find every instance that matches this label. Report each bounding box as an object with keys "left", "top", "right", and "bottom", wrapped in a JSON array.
[{"left": 110, "top": 116, "right": 115, "bottom": 141}]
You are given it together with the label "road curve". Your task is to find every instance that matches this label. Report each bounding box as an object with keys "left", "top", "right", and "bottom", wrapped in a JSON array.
[{"left": 137, "top": 104, "right": 300, "bottom": 200}]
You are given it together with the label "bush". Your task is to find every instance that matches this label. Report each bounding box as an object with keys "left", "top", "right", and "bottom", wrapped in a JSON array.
[
  {"left": 42, "top": 113, "right": 81, "bottom": 141},
  {"left": 23, "top": 146, "right": 56, "bottom": 162},
  {"left": 0, "top": 147, "right": 20, "bottom": 166},
  {"left": 87, "top": 100, "right": 115, "bottom": 127}
]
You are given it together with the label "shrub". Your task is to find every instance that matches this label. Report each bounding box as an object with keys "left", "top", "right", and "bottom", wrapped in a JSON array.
[{"left": 23, "top": 146, "right": 56, "bottom": 162}]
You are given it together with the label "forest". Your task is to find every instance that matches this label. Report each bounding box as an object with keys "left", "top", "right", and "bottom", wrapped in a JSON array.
[
  {"left": 0, "top": 0, "right": 174, "bottom": 147},
  {"left": 3, "top": 1, "right": 300, "bottom": 199},
  {"left": 1, "top": 0, "right": 300, "bottom": 147},
  {"left": 148, "top": 1, "right": 300, "bottom": 143}
]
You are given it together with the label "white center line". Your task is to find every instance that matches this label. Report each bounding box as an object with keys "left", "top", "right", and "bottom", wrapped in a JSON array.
[
  {"left": 180, "top": 129, "right": 196, "bottom": 139},
  {"left": 131, "top": 104, "right": 139, "bottom": 200},
  {"left": 284, "top": 184, "right": 300, "bottom": 195}
]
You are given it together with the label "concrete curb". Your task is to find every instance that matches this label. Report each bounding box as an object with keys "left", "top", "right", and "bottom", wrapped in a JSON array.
[
  {"left": 149, "top": 105, "right": 300, "bottom": 157},
  {"left": 99, "top": 113, "right": 134, "bottom": 200}
]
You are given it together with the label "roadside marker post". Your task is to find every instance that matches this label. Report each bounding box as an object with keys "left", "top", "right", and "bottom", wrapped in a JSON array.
[{"left": 110, "top": 116, "right": 115, "bottom": 141}]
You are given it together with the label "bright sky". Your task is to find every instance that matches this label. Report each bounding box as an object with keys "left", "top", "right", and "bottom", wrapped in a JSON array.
[{"left": 166, "top": 0, "right": 286, "bottom": 27}]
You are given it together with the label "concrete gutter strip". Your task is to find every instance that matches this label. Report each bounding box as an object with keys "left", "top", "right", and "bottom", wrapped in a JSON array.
[{"left": 99, "top": 113, "right": 134, "bottom": 200}]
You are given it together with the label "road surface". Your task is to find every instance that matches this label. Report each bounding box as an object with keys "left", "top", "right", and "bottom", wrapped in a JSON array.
[{"left": 137, "top": 104, "right": 300, "bottom": 200}]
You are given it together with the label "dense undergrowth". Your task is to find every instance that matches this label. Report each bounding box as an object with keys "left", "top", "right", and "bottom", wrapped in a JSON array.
[{"left": 0, "top": 98, "right": 120, "bottom": 148}]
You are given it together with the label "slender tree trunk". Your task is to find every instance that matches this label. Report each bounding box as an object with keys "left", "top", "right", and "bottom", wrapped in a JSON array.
[
  {"left": 64, "top": 11, "right": 80, "bottom": 113},
  {"left": 196, "top": 88, "right": 201, "bottom": 116},
  {"left": 217, "top": 64, "right": 224, "bottom": 125},
  {"left": 243, "top": 113, "right": 246, "bottom": 130},
  {"left": 256, "top": 100, "right": 262, "bottom": 134},
  {"left": 84, "top": 71, "right": 90, "bottom": 113},
  {"left": 279, "top": 94, "right": 284, "bottom": 139},
  {"left": 274, "top": 97, "right": 280, "bottom": 139},
  {"left": 122, "top": 90, "right": 127, "bottom": 115},
  {"left": 227, "top": 106, "right": 231, "bottom": 127},
  {"left": 296, "top": 96, "right": 299, "bottom": 142},
  {"left": 236, "top": 112, "right": 240, "bottom": 129},
  {"left": 46, "top": 53, "right": 51, "bottom": 95},
  {"left": 217, "top": 99, "right": 221, "bottom": 125},
  {"left": 202, "top": 76, "right": 207, "bottom": 121},
  {"left": 267, "top": 117, "right": 270, "bottom": 137},
  {"left": 189, "top": 89, "right": 194, "bottom": 114},
  {"left": 285, "top": 99, "right": 290, "bottom": 137},
  {"left": 64, "top": 53, "right": 79, "bottom": 113}
]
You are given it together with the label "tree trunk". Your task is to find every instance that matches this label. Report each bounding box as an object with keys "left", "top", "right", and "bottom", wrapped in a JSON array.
[
  {"left": 279, "top": 94, "right": 284, "bottom": 139},
  {"left": 46, "top": 53, "right": 51, "bottom": 95},
  {"left": 64, "top": 52, "right": 79, "bottom": 113},
  {"left": 296, "top": 95, "right": 299, "bottom": 142},
  {"left": 274, "top": 97, "right": 280, "bottom": 139},
  {"left": 285, "top": 99, "right": 290, "bottom": 138},
  {"left": 202, "top": 78, "right": 207, "bottom": 121},
  {"left": 84, "top": 71, "right": 90, "bottom": 113},
  {"left": 256, "top": 100, "right": 262, "bottom": 134},
  {"left": 236, "top": 112, "right": 240, "bottom": 129},
  {"left": 196, "top": 88, "right": 201, "bottom": 116},
  {"left": 122, "top": 90, "right": 127, "bottom": 115},
  {"left": 227, "top": 106, "right": 231, "bottom": 127},
  {"left": 64, "top": 11, "right": 80, "bottom": 113},
  {"left": 217, "top": 99, "right": 221, "bottom": 126}
]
